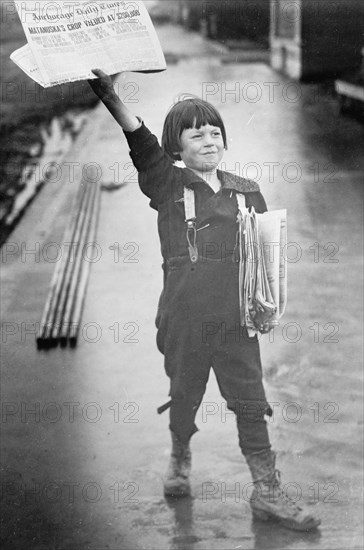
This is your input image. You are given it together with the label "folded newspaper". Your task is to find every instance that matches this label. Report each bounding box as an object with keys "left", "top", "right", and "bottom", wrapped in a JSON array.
[
  {"left": 238, "top": 206, "right": 287, "bottom": 335},
  {"left": 10, "top": 1, "right": 166, "bottom": 88}
]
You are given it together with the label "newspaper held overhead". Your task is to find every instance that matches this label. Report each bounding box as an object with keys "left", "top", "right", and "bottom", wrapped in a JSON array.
[{"left": 10, "top": 1, "right": 166, "bottom": 88}]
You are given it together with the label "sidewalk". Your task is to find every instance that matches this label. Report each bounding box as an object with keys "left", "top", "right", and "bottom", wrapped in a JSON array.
[{"left": 1, "top": 22, "right": 363, "bottom": 550}]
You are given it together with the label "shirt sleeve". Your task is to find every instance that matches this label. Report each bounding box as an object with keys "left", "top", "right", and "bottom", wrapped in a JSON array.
[{"left": 123, "top": 122, "right": 177, "bottom": 210}]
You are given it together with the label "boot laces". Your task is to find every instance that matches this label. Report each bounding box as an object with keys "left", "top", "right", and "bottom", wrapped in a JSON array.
[{"left": 271, "top": 469, "right": 302, "bottom": 512}]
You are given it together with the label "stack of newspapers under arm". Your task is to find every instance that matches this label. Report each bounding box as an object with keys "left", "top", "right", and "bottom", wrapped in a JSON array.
[
  {"left": 10, "top": 1, "right": 166, "bottom": 88},
  {"left": 238, "top": 207, "right": 287, "bottom": 336}
]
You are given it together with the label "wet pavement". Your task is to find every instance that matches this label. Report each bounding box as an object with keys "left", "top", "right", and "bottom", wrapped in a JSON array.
[{"left": 1, "top": 23, "right": 363, "bottom": 550}]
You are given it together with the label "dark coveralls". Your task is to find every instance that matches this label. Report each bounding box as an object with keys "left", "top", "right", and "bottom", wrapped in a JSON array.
[{"left": 124, "top": 123, "right": 272, "bottom": 455}]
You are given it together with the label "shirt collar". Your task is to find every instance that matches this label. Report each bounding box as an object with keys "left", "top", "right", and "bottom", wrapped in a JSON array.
[{"left": 183, "top": 167, "right": 260, "bottom": 193}]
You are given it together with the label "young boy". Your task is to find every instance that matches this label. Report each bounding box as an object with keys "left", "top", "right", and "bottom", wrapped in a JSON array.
[{"left": 88, "top": 69, "right": 321, "bottom": 532}]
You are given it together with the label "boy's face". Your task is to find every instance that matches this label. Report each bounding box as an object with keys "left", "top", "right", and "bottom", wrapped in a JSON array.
[{"left": 177, "top": 124, "right": 225, "bottom": 172}]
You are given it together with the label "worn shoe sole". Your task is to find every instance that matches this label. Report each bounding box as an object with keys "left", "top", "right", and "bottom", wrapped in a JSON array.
[{"left": 252, "top": 507, "right": 321, "bottom": 531}]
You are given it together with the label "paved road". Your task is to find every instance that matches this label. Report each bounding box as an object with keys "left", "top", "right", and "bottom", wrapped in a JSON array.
[{"left": 1, "top": 23, "right": 363, "bottom": 550}]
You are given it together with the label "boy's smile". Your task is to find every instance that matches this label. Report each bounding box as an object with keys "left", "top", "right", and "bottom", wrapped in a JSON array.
[{"left": 177, "top": 124, "right": 225, "bottom": 174}]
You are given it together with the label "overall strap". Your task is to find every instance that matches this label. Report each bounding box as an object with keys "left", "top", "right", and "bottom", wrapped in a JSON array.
[
  {"left": 184, "top": 186, "right": 196, "bottom": 221},
  {"left": 183, "top": 187, "right": 198, "bottom": 263}
]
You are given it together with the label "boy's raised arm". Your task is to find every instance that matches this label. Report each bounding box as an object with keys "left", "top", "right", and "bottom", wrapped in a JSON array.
[{"left": 88, "top": 69, "right": 140, "bottom": 132}]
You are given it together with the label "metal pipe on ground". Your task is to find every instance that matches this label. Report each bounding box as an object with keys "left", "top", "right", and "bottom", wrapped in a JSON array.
[
  {"left": 59, "top": 180, "right": 98, "bottom": 346},
  {"left": 68, "top": 180, "right": 101, "bottom": 348},
  {"left": 49, "top": 180, "right": 95, "bottom": 345},
  {"left": 37, "top": 183, "right": 87, "bottom": 349}
]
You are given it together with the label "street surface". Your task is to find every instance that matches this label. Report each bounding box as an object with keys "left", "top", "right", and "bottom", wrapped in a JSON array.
[{"left": 1, "top": 23, "right": 363, "bottom": 550}]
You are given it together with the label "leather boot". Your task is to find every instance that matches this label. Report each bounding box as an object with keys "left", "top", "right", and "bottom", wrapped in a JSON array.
[
  {"left": 164, "top": 431, "right": 191, "bottom": 497},
  {"left": 245, "top": 449, "right": 321, "bottom": 531}
]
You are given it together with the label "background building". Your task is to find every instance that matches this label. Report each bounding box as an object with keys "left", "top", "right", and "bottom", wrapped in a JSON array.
[{"left": 270, "top": 0, "right": 364, "bottom": 80}]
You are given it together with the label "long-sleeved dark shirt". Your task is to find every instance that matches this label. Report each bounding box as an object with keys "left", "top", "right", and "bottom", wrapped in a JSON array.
[{"left": 124, "top": 123, "right": 267, "bottom": 261}]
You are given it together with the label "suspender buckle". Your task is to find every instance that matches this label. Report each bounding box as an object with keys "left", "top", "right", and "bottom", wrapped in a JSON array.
[
  {"left": 184, "top": 187, "right": 198, "bottom": 263},
  {"left": 186, "top": 219, "right": 198, "bottom": 263}
]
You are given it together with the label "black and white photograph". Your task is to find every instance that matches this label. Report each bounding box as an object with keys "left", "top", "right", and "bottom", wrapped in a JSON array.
[{"left": 1, "top": 1, "right": 363, "bottom": 549}]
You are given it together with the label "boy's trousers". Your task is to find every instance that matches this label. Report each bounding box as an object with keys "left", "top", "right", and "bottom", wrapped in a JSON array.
[{"left": 156, "top": 256, "right": 272, "bottom": 453}]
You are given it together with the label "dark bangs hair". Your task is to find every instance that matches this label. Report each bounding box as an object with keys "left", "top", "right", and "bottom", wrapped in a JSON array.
[{"left": 161, "top": 98, "right": 227, "bottom": 161}]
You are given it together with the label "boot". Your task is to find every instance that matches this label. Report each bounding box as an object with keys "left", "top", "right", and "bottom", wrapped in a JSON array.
[
  {"left": 245, "top": 449, "right": 321, "bottom": 531},
  {"left": 164, "top": 431, "right": 191, "bottom": 497}
]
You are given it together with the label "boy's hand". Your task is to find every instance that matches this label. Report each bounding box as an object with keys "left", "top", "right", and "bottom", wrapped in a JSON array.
[
  {"left": 88, "top": 68, "right": 140, "bottom": 132},
  {"left": 88, "top": 68, "right": 116, "bottom": 101}
]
